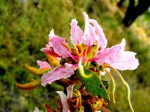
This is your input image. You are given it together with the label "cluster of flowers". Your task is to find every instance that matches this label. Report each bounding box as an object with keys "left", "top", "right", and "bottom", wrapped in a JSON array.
[{"left": 17, "top": 12, "right": 139, "bottom": 112}]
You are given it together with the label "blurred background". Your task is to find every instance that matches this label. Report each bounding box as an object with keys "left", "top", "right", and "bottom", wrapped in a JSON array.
[{"left": 0, "top": 0, "right": 150, "bottom": 111}]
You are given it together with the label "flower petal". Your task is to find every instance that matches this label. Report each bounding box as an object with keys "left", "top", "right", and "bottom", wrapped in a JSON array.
[
  {"left": 41, "top": 64, "right": 75, "bottom": 86},
  {"left": 95, "top": 39, "right": 139, "bottom": 70},
  {"left": 83, "top": 12, "right": 93, "bottom": 45},
  {"left": 110, "top": 51, "right": 139, "bottom": 70},
  {"left": 70, "top": 12, "right": 107, "bottom": 49},
  {"left": 41, "top": 48, "right": 60, "bottom": 57},
  {"left": 83, "top": 12, "right": 107, "bottom": 49},
  {"left": 49, "top": 29, "right": 71, "bottom": 58},
  {"left": 95, "top": 43, "right": 122, "bottom": 65},
  {"left": 83, "top": 12, "right": 98, "bottom": 46},
  {"left": 70, "top": 19, "right": 84, "bottom": 45},
  {"left": 89, "top": 19, "right": 107, "bottom": 49},
  {"left": 37, "top": 60, "right": 51, "bottom": 70},
  {"left": 56, "top": 91, "right": 70, "bottom": 112},
  {"left": 41, "top": 41, "right": 60, "bottom": 57}
]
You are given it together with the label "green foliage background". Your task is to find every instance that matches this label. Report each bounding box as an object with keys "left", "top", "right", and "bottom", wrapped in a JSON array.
[{"left": 0, "top": 0, "right": 150, "bottom": 111}]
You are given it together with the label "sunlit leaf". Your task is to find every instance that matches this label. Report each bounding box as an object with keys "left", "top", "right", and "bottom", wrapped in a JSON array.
[{"left": 77, "top": 68, "right": 110, "bottom": 101}]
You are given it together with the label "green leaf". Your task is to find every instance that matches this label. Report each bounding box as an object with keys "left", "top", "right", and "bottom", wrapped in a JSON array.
[
  {"left": 41, "top": 107, "right": 46, "bottom": 112},
  {"left": 77, "top": 68, "right": 110, "bottom": 101}
]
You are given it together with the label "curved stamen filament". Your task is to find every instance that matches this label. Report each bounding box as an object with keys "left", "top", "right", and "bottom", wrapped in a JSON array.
[
  {"left": 105, "top": 70, "right": 116, "bottom": 103},
  {"left": 74, "top": 44, "right": 82, "bottom": 55},
  {"left": 71, "top": 49, "right": 80, "bottom": 57},
  {"left": 76, "top": 44, "right": 83, "bottom": 55},
  {"left": 78, "top": 59, "right": 92, "bottom": 78},
  {"left": 105, "top": 65, "right": 134, "bottom": 112},
  {"left": 61, "top": 42, "right": 71, "bottom": 51}
]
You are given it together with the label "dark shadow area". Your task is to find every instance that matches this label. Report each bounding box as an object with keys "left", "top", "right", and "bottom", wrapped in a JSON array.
[{"left": 118, "top": 0, "right": 150, "bottom": 27}]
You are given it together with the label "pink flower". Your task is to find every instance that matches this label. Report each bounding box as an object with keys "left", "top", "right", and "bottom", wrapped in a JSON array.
[
  {"left": 41, "top": 12, "right": 107, "bottom": 62},
  {"left": 94, "top": 39, "right": 139, "bottom": 70},
  {"left": 41, "top": 12, "right": 107, "bottom": 86},
  {"left": 70, "top": 12, "right": 139, "bottom": 71},
  {"left": 40, "top": 12, "right": 139, "bottom": 87}
]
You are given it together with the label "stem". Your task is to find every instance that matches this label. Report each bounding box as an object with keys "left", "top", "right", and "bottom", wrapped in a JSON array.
[
  {"left": 105, "top": 70, "right": 116, "bottom": 103},
  {"left": 98, "top": 70, "right": 101, "bottom": 79},
  {"left": 105, "top": 65, "right": 134, "bottom": 112},
  {"left": 76, "top": 90, "right": 82, "bottom": 108}
]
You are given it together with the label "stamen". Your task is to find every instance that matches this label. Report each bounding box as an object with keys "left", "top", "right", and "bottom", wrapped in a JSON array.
[
  {"left": 61, "top": 42, "right": 71, "bottom": 51},
  {"left": 84, "top": 44, "right": 91, "bottom": 56},
  {"left": 74, "top": 45, "right": 78, "bottom": 52},
  {"left": 76, "top": 44, "right": 83, "bottom": 55},
  {"left": 105, "top": 70, "right": 116, "bottom": 103},
  {"left": 78, "top": 59, "right": 92, "bottom": 78},
  {"left": 105, "top": 65, "right": 134, "bottom": 112},
  {"left": 71, "top": 49, "right": 80, "bottom": 57}
]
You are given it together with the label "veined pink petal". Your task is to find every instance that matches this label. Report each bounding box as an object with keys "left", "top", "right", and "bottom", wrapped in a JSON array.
[
  {"left": 95, "top": 39, "right": 139, "bottom": 70},
  {"left": 88, "top": 25, "right": 99, "bottom": 43},
  {"left": 37, "top": 60, "right": 51, "bottom": 70},
  {"left": 111, "top": 51, "right": 139, "bottom": 70},
  {"left": 89, "top": 19, "right": 107, "bottom": 49},
  {"left": 84, "top": 12, "right": 89, "bottom": 35},
  {"left": 41, "top": 40, "right": 60, "bottom": 57},
  {"left": 83, "top": 12, "right": 95, "bottom": 46},
  {"left": 56, "top": 91, "right": 70, "bottom": 112},
  {"left": 82, "top": 12, "right": 107, "bottom": 49},
  {"left": 41, "top": 64, "right": 75, "bottom": 86},
  {"left": 83, "top": 12, "right": 91, "bottom": 45},
  {"left": 49, "top": 29, "right": 71, "bottom": 58},
  {"left": 70, "top": 19, "right": 84, "bottom": 45},
  {"left": 95, "top": 43, "right": 122, "bottom": 65}
]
